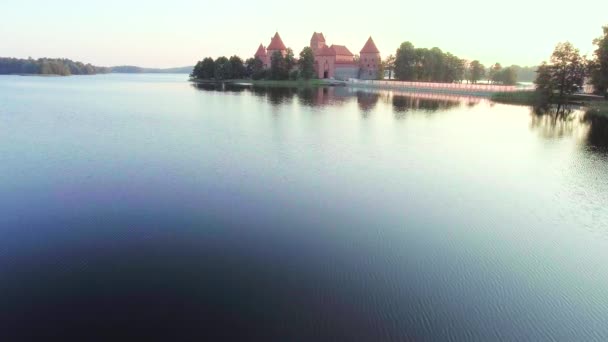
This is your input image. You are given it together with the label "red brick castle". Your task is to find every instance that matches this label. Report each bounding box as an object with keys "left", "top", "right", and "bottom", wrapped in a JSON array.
[{"left": 254, "top": 32, "right": 381, "bottom": 80}]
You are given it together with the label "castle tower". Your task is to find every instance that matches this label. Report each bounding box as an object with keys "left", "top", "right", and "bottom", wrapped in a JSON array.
[
  {"left": 360, "top": 37, "right": 381, "bottom": 80},
  {"left": 254, "top": 44, "right": 269, "bottom": 69},
  {"left": 310, "top": 32, "right": 327, "bottom": 55}
]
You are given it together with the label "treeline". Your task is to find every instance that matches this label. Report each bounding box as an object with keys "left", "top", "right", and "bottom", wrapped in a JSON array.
[
  {"left": 386, "top": 42, "right": 518, "bottom": 85},
  {"left": 191, "top": 56, "right": 249, "bottom": 80},
  {"left": 0, "top": 57, "right": 109, "bottom": 76},
  {"left": 191, "top": 41, "right": 539, "bottom": 85},
  {"left": 191, "top": 47, "right": 317, "bottom": 82}
]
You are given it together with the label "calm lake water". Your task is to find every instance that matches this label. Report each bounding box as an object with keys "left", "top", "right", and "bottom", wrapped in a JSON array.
[{"left": 1, "top": 74, "right": 608, "bottom": 340}]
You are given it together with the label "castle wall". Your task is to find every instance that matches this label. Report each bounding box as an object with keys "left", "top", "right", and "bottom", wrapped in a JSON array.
[{"left": 334, "top": 65, "right": 359, "bottom": 81}]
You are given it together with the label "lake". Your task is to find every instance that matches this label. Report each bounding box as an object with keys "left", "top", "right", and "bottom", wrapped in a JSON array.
[{"left": 1, "top": 74, "right": 607, "bottom": 340}]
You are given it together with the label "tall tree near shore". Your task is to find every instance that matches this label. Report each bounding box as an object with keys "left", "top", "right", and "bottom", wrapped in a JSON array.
[
  {"left": 284, "top": 48, "right": 296, "bottom": 76},
  {"left": 229, "top": 55, "right": 246, "bottom": 79},
  {"left": 395, "top": 42, "right": 464, "bottom": 83},
  {"left": 250, "top": 57, "right": 266, "bottom": 80},
  {"left": 298, "top": 47, "right": 315, "bottom": 80},
  {"left": 270, "top": 51, "right": 287, "bottom": 80},
  {"left": 534, "top": 42, "right": 586, "bottom": 111},
  {"left": 549, "top": 42, "right": 586, "bottom": 99},
  {"left": 191, "top": 57, "right": 215, "bottom": 79},
  {"left": 534, "top": 62, "right": 554, "bottom": 104},
  {"left": 443, "top": 53, "right": 464, "bottom": 83},
  {"left": 590, "top": 25, "right": 608, "bottom": 98},
  {"left": 394, "top": 42, "right": 417, "bottom": 81},
  {"left": 214, "top": 56, "right": 232, "bottom": 80},
  {"left": 244, "top": 58, "right": 256, "bottom": 78},
  {"left": 468, "top": 60, "right": 485, "bottom": 84},
  {"left": 489, "top": 63, "right": 503, "bottom": 84}
]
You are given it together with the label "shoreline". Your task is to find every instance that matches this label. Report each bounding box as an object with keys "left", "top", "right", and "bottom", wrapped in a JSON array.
[
  {"left": 190, "top": 78, "right": 338, "bottom": 87},
  {"left": 491, "top": 90, "right": 608, "bottom": 120},
  {"left": 190, "top": 78, "right": 532, "bottom": 96}
]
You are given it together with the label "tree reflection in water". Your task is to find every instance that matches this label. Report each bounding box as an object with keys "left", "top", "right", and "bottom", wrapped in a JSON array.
[
  {"left": 192, "top": 84, "right": 485, "bottom": 117},
  {"left": 529, "top": 111, "right": 584, "bottom": 140},
  {"left": 585, "top": 115, "right": 608, "bottom": 150},
  {"left": 357, "top": 91, "right": 381, "bottom": 117},
  {"left": 527, "top": 104, "right": 608, "bottom": 152},
  {"left": 192, "top": 83, "right": 608, "bottom": 151},
  {"left": 392, "top": 95, "right": 461, "bottom": 114}
]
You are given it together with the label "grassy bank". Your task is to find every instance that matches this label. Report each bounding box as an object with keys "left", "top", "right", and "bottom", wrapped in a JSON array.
[
  {"left": 491, "top": 90, "right": 608, "bottom": 123},
  {"left": 490, "top": 90, "right": 538, "bottom": 105}
]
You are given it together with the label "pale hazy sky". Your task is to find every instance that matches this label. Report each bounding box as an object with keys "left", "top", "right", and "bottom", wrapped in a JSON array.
[{"left": 1, "top": 0, "right": 606, "bottom": 68}]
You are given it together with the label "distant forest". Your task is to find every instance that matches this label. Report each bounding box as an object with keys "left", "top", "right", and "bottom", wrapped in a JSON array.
[
  {"left": 0, "top": 57, "right": 109, "bottom": 76},
  {"left": 0, "top": 58, "right": 193, "bottom": 76}
]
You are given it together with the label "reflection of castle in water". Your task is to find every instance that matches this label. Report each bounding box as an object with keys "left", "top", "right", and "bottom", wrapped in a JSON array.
[{"left": 192, "top": 83, "right": 482, "bottom": 113}]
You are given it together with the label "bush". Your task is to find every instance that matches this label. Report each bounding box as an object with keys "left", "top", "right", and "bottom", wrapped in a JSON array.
[
  {"left": 289, "top": 70, "right": 299, "bottom": 81},
  {"left": 252, "top": 69, "right": 267, "bottom": 81}
]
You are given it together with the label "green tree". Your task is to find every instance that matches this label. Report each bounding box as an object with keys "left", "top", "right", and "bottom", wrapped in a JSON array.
[
  {"left": 377, "top": 60, "right": 386, "bottom": 80},
  {"left": 428, "top": 47, "right": 445, "bottom": 82},
  {"left": 395, "top": 42, "right": 417, "bottom": 81},
  {"left": 244, "top": 58, "right": 256, "bottom": 78},
  {"left": 534, "top": 62, "right": 556, "bottom": 112},
  {"left": 191, "top": 57, "right": 215, "bottom": 79},
  {"left": 444, "top": 53, "right": 465, "bottom": 83},
  {"left": 414, "top": 48, "right": 428, "bottom": 81},
  {"left": 289, "top": 70, "right": 299, "bottom": 80},
  {"left": 468, "top": 60, "right": 485, "bottom": 84},
  {"left": 549, "top": 42, "right": 587, "bottom": 99},
  {"left": 590, "top": 25, "right": 608, "bottom": 98},
  {"left": 214, "top": 56, "right": 231, "bottom": 80},
  {"left": 298, "top": 47, "right": 315, "bottom": 80},
  {"left": 499, "top": 67, "right": 517, "bottom": 85},
  {"left": 533, "top": 42, "right": 587, "bottom": 112},
  {"left": 229, "top": 55, "right": 245, "bottom": 79},
  {"left": 284, "top": 48, "right": 296, "bottom": 76},
  {"left": 489, "top": 63, "right": 502, "bottom": 84},
  {"left": 270, "top": 51, "right": 287, "bottom": 80},
  {"left": 250, "top": 57, "right": 266, "bottom": 80},
  {"left": 384, "top": 54, "right": 396, "bottom": 80}
]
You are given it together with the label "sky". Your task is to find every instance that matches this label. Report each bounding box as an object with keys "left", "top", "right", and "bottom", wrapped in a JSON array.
[{"left": 1, "top": 0, "right": 606, "bottom": 68}]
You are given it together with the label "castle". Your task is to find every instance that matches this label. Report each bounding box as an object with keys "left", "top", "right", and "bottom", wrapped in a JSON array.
[{"left": 254, "top": 32, "right": 381, "bottom": 80}]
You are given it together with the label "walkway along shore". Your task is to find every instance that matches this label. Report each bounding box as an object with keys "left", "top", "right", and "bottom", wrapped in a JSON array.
[{"left": 347, "top": 79, "right": 534, "bottom": 97}]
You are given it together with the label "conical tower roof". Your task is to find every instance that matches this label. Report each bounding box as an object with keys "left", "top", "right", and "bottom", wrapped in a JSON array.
[
  {"left": 255, "top": 44, "right": 267, "bottom": 57},
  {"left": 360, "top": 37, "right": 380, "bottom": 54},
  {"left": 267, "top": 32, "right": 287, "bottom": 51},
  {"left": 311, "top": 32, "right": 326, "bottom": 42}
]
